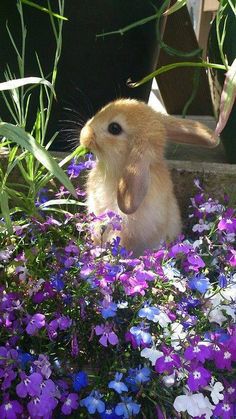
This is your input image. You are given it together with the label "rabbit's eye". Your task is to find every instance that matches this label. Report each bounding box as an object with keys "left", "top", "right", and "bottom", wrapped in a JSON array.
[{"left": 108, "top": 122, "right": 122, "bottom": 136}]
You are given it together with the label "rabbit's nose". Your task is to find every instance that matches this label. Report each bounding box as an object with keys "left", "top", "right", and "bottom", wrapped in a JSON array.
[{"left": 80, "top": 125, "right": 96, "bottom": 149}]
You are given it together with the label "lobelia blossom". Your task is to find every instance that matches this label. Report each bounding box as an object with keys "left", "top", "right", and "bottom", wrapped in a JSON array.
[
  {"left": 61, "top": 393, "right": 79, "bottom": 415},
  {"left": 173, "top": 392, "right": 214, "bottom": 418},
  {"left": 26, "top": 313, "right": 45, "bottom": 335},
  {"left": 80, "top": 390, "right": 105, "bottom": 414},
  {"left": 155, "top": 348, "right": 181, "bottom": 374},
  {"left": 108, "top": 372, "right": 128, "bottom": 394},
  {"left": 16, "top": 372, "right": 43, "bottom": 398},
  {"left": 188, "top": 273, "right": 210, "bottom": 293},
  {"left": 187, "top": 364, "right": 211, "bottom": 391},
  {"left": 115, "top": 396, "right": 141, "bottom": 418},
  {"left": 184, "top": 341, "right": 212, "bottom": 363},
  {"left": 95, "top": 323, "right": 118, "bottom": 347},
  {"left": 27, "top": 392, "right": 58, "bottom": 417},
  {"left": 0, "top": 367, "right": 17, "bottom": 391},
  {"left": 140, "top": 346, "right": 163, "bottom": 366},
  {"left": 129, "top": 323, "right": 152, "bottom": 347},
  {"left": 0, "top": 400, "right": 23, "bottom": 419},
  {"left": 214, "top": 397, "right": 234, "bottom": 419},
  {"left": 72, "top": 371, "right": 88, "bottom": 391},
  {"left": 33, "top": 354, "right": 52, "bottom": 379},
  {"left": 128, "top": 365, "right": 151, "bottom": 386}
]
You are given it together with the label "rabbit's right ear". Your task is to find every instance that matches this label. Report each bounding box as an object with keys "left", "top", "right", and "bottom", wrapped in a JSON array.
[
  {"left": 117, "top": 146, "right": 150, "bottom": 215},
  {"left": 160, "top": 113, "right": 220, "bottom": 148}
]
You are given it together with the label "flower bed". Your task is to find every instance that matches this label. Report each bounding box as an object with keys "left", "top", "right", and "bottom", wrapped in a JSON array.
[{"left": 0, "top": 177, "right": 235, "bottom": 418}]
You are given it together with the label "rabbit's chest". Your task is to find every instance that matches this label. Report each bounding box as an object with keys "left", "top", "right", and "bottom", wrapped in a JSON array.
[{"left": 86, "top": 169, "right": 119, "bottom": 215}]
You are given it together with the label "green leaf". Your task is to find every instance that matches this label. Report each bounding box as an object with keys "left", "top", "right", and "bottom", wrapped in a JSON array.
[
  {"left": 39, "top": 199, "right": 86, "bottom": 209},
  {"left": 215, "top": 58, "right": 236, "bottom": 136},
  {"left": 128, "top": 61, "right": 226, "bottom": 87},
  {"left": 0, "top": 123, "right": 77, "bottom": 198},
  {"left": 0, "top": 77, "right": 56, "bottom": 98},
  {"left": 20, "top": 0, "right": 68, "bottom": 20},
  {"left": 0, "top": 190, "right": 13, "bottom": 234},
  {"left": 163, "top": 0, "right": 187, "bottom": 16}
]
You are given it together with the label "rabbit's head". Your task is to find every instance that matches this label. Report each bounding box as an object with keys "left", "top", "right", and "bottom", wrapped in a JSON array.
[{"left": 80, "top": 99, "right": 219, "bottom": 215}]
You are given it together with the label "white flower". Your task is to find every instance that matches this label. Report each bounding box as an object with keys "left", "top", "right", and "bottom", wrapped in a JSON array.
[
  {"left": 169, "top": 322, "right": 187, "bottom": 350},
  {"left": 174, "top": 393, "right": 214, "bottom": 419},
  {"left": 140, "top": 347, "right": 163, "bottom": 366},
  {"left": 153, "top": 311, "right": 171, "bottom": 328},
  {"left": 162, "top": 372, "right": 176, "bottom": 388},
  {"left": 206, "top": 285, "right": 236, "bottom": 325},
  {"left": 210, "top": 382, "right": 224, "bottom": 405}
]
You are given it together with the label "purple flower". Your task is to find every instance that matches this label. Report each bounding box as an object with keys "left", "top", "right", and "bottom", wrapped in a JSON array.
[
  {"left": 184, "top": 342, "right": 212, "bottom": 363},
  {"left": 27, "top": 392, "right": 58, "bottom": 417},
  {"left": 213, "top": 344, "right": 236, "bottom": 370},
  {"left": 26, "top": 313, "right": 45, "bottom": 335},
  {"left": 95, "top": 323, "right": 118, "bottom": 347},
  {"left": 169, "top": 242, "right": 192, "bottom": 257},
  {"left": 155, "top": 351, "right": 181, "bottom": 374},
  {"left": 80, "top": 390, "right": 105, "bottom": 414},
  {"left": 16, "top": 372, "right": 43, "bottom": 398},
  {"left": 214, "top": 398, "right": 234, "bottom": 419},
  {"left": 72, "top": 371, "right": 88, "bottom": 391},
  {"left": 115, "top": 396, "right": 141, "bottom": 418},
  {"left": 186, "top": 253, "right": 205, "bottom": 270},
  {"left": 33, "top": 282, "right": 55, "bottom": 304},
  {"left": 188, "top": 274, "right": 210, "bottom": 293},
  {"left": 218, "top": 210, "right": 236, "bottom": 233},
  {"left": 0, "top": 367, "right": 16, "bottom": 390},
  {"left": 0, "top": 400, "right": 23, "bottom": 419},
  {"left": 187, "top": 365, "right": 211, "bottom": 391},
  {"left": 108, "top": 372, "right": 128, "bottom": 394},
  {"left": 61, "top": 393, "right": 79, "bottom": 415},
  {"left": 33, "top": 354, "right": 52, "bottom": 379}
]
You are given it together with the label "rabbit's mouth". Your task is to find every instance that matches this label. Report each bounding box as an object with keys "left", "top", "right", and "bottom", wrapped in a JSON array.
[{"left": 80, "top": 125, "right": 97, "bottom": 150}]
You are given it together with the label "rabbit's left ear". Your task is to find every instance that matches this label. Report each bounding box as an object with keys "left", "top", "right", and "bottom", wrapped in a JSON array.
[
  {"left": 160, "top": 114, "right": 220, "bottom": 148},
  {"left": 117, "top": 147, "right": 150, "bottom": 215}
]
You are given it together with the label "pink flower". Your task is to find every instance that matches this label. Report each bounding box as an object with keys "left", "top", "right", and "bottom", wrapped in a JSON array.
[{"left": 95, "top": 323, "right": 118, "bottom": 347}]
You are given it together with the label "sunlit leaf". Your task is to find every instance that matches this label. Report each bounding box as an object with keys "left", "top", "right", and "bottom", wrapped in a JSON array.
[
  {"left": 163, "top": 0, "right": 187, "bottom": 16},
  {"left": 39, "top": 199, "right": 86, "bottom": 209},
  {"left": 215, "top": 58, "right": 236, "bottom": 136},
  {"left": 0, "top": 77, "right": 55, "bottom": 97},
  {"left": 0, "top": 123, "right": 77, "bottom": 198},
  {"left": 20, "top": 0, "right": 68, "bottom": 20},
  {"left": 0, "top": 190, "right": 13, "bottom": 234}
]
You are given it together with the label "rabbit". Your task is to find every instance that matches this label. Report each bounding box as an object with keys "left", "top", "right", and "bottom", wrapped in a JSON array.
[{"left": 79, "top": 98, "right": 219, "bottom": 256}]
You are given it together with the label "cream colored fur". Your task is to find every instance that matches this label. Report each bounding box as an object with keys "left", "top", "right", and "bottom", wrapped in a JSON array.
[{"left": 80, "top": 99, "right": 218, "bottom": 255}]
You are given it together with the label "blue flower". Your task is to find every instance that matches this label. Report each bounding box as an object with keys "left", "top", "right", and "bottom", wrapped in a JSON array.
[
  {"left": 115, "top": 396, "right": 141, "bottom": 418},
  {"left": 138, "top": 305, "right": 160, "bottom": 321},
  {"left": 125, "top": 366, "right": 151, "bottom": 391},
  {"left": 108, "top": 373, "right": 128, "bottom": 394},
  {"left": 129, "top": 324, "right": 152, "bottom": 346},
  {"left": 72, "top": 371, "right": 88, "bottom": 391},
  {"left": 101, "top": 302, "right": 117, "bottom": 319},
  {"left": 188, "top": 274, "right": 210, "bottom": 293},
  {"left": 100, "top": 408, "right": 120, "bottom": 418},
  {"left": 80, "top": 390, "right": 105, "bottom": 414}
]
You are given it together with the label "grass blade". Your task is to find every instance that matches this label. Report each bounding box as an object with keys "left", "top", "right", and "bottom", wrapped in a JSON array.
[
  {"left": 20, "top": 0, "right": 68, "bottom": 20},
  {"left": 0, "top": 77, "right": 55, "bottom": 97},
  {"left": 0, "top": 123, "right": 77, "bottom": 197},
  {"left": 0, "top": 190, "right": 13, "bottom": 234},
  {"left": 163, "top": 0, "right": 187, "bottom": 16}
]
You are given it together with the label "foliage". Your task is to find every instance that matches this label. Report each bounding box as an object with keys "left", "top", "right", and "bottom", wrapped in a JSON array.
[
  {"left": 0, "top": 0, "right": 85, "bottom": 233},
  {"left": 0, "top": 170, "right": 235, "bottom": 418}
]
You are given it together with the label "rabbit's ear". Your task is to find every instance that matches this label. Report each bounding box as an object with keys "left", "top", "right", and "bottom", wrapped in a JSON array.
[
  {"left": 117, "top": 147, "right": 150, "bottom": 215},
  {"left": 160, "top": 114, "right": 220, "bottom": 148}
]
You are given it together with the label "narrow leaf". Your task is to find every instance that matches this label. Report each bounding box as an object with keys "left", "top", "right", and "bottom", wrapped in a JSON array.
[
  {"left": 39, "top": 199, "right": 86, "bottom": 209},
  {"left": 163, "top": 0, "right": 187, "bottom": 16},
  {"left": 20, "top": 0, "right": 68, "bottom": 20},
  {"left": 0, "top": 190, "right": 13, "bottom": 234},
  {"left": 215, "top": 58, "right": 236, "bottom": 136},
  {"left": 0, "top": 77, "right": 56, "bottom": 97},
  {"left": 0, "top": 123, "right": 77, "bottom": 198}
]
